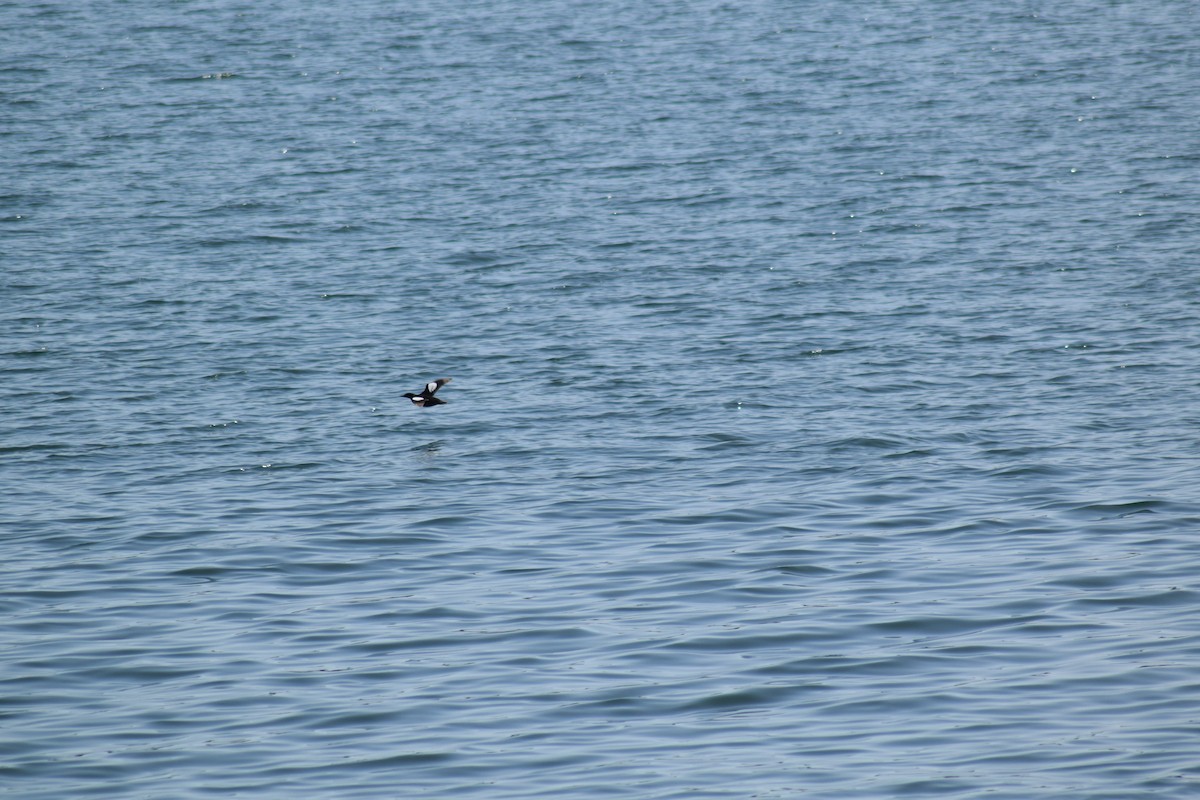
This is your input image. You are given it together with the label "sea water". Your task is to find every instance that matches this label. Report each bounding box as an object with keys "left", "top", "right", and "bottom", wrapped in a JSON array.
[{"left": 3, "top": 1, "right": 1200, "bottom": 797}]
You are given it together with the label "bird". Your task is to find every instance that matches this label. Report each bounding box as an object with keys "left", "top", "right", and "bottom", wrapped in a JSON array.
[{"left": 404, "top": 377, "right": 452, "bottom": 407}]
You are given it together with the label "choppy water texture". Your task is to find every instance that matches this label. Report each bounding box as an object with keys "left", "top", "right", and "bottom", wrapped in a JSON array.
[{"left": 4, "top": 1, "right": 1200, "bottom": 797}]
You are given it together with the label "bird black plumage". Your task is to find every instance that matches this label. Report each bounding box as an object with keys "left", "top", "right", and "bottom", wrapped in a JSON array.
[{"left": 403, "top": 377, "right": 451, "bottom": 407}]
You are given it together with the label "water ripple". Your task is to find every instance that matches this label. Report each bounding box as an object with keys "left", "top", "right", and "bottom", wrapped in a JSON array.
[{"left": 4, "top": 0, "right": 1200, "bottom": 798}]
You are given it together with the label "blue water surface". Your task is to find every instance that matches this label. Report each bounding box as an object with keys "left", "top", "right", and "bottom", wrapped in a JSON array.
[{"left": 3, "top": 1, "right": 1200, "bottom": 797}]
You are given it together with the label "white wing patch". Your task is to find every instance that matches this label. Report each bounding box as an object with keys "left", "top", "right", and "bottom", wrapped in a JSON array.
[{"left": 426, "top": 382, "right": 438, "bottom": 394}]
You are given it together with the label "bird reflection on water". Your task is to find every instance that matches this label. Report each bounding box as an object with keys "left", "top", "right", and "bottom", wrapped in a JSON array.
[{"left": 411, "top": 440, "right": 443, "bottom": 457}]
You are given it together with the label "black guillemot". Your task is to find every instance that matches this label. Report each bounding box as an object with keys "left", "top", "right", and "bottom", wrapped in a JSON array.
[{"left": 404, "top": 377, "right": 451, "bottom": 407}]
